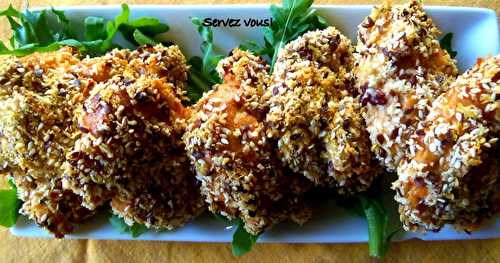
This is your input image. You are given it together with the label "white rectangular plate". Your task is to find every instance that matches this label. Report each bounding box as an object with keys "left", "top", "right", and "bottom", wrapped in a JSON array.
[{"left": 10, "top": 4, "right": 500, "bottom": 242}]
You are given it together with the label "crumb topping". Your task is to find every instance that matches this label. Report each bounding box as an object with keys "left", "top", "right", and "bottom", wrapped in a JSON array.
[
  {"left": 0, "top": 47, "right": 94, "bottom": 237},
  {"left": 0, "top": 44, "right": 202, "bottom": 236},
  {"left": 355, "top": 0, "right": 458, "bottom": 171},
  {"left": 394, "top": 55, "right": 500, "bottom": 232},
  {"left": 184, "top": 49, "right": 312, "bottom": 235},
  {"left": 63, "top": 45, "right": 204, "bottom": 230},
  {"left": 265, "top": 27, "right": 380, "bottom": 191}
]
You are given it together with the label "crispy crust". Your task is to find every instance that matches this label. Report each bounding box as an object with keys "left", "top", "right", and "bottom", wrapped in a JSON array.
[
  {"left": 63, "top": 45, "right": 204, "bottom": 230},
  {"left": 11, "top": 173, "right": 94, "bottom": 238},
  {"left": 74, "top": 44, "right": 189, "bottom": 101},
  {"left": 65, "top": 76, "right": 204, "bottom": 229},
  {"left": 0, "top": 44, "right": 201, "bottom": 235},
  {"left": 394, "top": 55, "right": 500, "bottom": 232},
  {"left": 0, "top": 47, "right": 94, "bottom": 237},
  {"left": 265, "top": 27, "right": 379, "bottom": 191},
  {"left": 355, "top": 0, "right": 458, "bottom": 171},
  {"left": 184, "top": 49, "right": 312, "bottom": 235}
]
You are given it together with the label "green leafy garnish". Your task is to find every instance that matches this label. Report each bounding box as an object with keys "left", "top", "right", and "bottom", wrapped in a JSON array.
[
  {"left": 187, "top": 17, "right": 224, "bottom": 103},
  {"left": 109, "top": 214, "right": 148, "bottom": 238},
  {"left": 0, "top": 5, "right": 82, "bottom": 56},
  {"left": 240, "top": 0, "right": 328, "bottom": 69},
  {"left": 440, "top": 32, "right": 457, "bottom": 58},
  {"left": 337, "top": 174, "right": 401, "bottom": 259},
  {"left": 0, "top": 179, "right": 21, "bottom": 228},
  {"left": 213, "top": 213, "right": 231, "bottom": 223},
  {"left": 0, "top": 4, "right": 169, "bottom": 57},
  {"left": 231, "top": 219, "right": 259, "bottom": 256},
  {"left": 112, "top": 4, "right": 170, "bottom": 48},
  {"left": 212, "top": 215, "right": 259, "bottom": 256},
  {"left": 357, "top": 195, "right": 400, "bottom": 259},
  {"left": 84, "top": 16, "right": 107, "bottom": 41}
]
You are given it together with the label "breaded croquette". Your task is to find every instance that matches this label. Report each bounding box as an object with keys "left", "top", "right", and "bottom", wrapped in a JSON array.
[
  {"left": 184, "top": 49, "right": 312, "bottom": 235},
  {"left": 265, "top": 27, "right": 379, "bottom": 192},
  {"left": 355, "top": 0, "right": 458, "bottom": 171},
  {"left": 0, "top": 44, "right": 203, "bottom": 236},
  {"left": 0, "top": 48, "right": 94, "bottom": 237},
  {"left": 394, "top": 55, "right": 500, "bottom": 232},
  {"left": 64, "top": 45, "right": 205, "bottom": 230}
]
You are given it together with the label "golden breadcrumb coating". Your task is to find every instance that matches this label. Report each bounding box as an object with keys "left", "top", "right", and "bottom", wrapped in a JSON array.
[
  {"left": 355, "top": 0, "right": 458, "bottom": 171},
  {"left": 394, "top": 55, "right": 500, "bottom": 232},
  {"left": 0, "top": 47, "right": 94, "bottom": 237},
  {"left": 63, "top": 45, "right": 204, "bottom": 230},
  {"left": 74, "top": 45, "right": 189, "bottom": 101},
  {"left": 184, "top": 49, "right": 312, "bottom": 235},
  {"left": 265, "top": 27, "right": 379, "bottom": 191},
  {"left": 0, "top": 44, "right": 199, "bottom": 235}
]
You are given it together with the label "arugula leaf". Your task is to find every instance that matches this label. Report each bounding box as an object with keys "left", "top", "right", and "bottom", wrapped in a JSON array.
[
  {"left": 84, "top": 16, "right": 107, "bottom": 41},
  {"left": 93, "top": 3, "right": 169, "bottom": 53},
  {"left": 211, "top": 215, "right": 259, "bottom": 256},
  {"left": 0, "top": 5, "right": 21, "bottom": 17},
  {"left": 0, "top": 179, "right": 21, "bottom": 228},
  {"left": 338, "top": 174, "right": 401, "bottom": 259},
  {"left": 239, "top": 40, "right": 273, "bottom": 57},
  {"left": 213, "top": 213, "right": 231, "bottom": 223},
  {"left": 187, "top": 57, "right": 210, "bottom": 103},
  {"left": 130, "top": 223, "right": 148, "bottom": 237},
  {"left": 131, "top": 18, "right": 169, "bottom": 35},
  {"left": 440, "top": 32, "right": 457, "bottom": 58},
  {"left": 99, "top": 4, "right": 132, "bottom": 52},
  {"left": 231, "top": 219, "right": 259, "bottom": 256},
  {"left": 0, "top": 5, "right": 77, "bottom": 51},
  {"left": 23, "top": 9, "right": 52, "bottom": 44},
  {"left": 50, "top": 7, "right": 70, "bottom": 24},
  {"left": 187, "top": 17, "right": 224, "bottom": 103},
  {"left": 0, "top": 4, "right": 169, "bottom": 57},
  {"left": 115, "top": 4, "right": 170, "bottom": 47},
  {"left": 192, "top": 17, "right": 224, "bottom": 84},
  {"left": 0, "top": 42, "right": 8, "bottom": 51},
  {"left": 241, "top": 0, "right": 328, "bottom": 69},
  {"left": 119, "top": 17, "right": 170, "bottom": 46},
  {"left": 358, "top": 195, "right": 400, "bottom": 258},
  {"left": 109, "top": 214, "right": 148, "bottom": 238},
  {"left": 132, "top": 29, "right": 157, "bottom": 46}
]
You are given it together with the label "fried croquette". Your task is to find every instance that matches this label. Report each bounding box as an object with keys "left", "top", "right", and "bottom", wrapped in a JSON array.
[
  {"left": 394, "top": 55, "right": 500, "bottom": 232},
  {"left": 63, "top": 45, "right": 205, "bottom": 230},
  {"left": 184, "top": 49, "right": 313, "bottom": 235},
  {"left": 0, "top": 44, "right": 202, "bottom": 235},
  {"left": 0, "top": 47, "right": 95, "bottom": 237},
  {"left": 355, "top": 0, "right": 458, "bottom": 171},
  {"left": 265, "top": 27, "right": 379, "bottom": 192}
]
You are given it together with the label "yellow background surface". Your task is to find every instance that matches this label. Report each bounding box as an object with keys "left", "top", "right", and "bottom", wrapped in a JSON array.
[{"left": 0, "top": 0, "right": 499, "bottom": 262}]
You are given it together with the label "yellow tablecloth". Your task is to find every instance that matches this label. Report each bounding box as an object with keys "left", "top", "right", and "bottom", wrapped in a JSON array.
[{"left": 1, "top": 0, "right": 499, "bottom": 262}]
